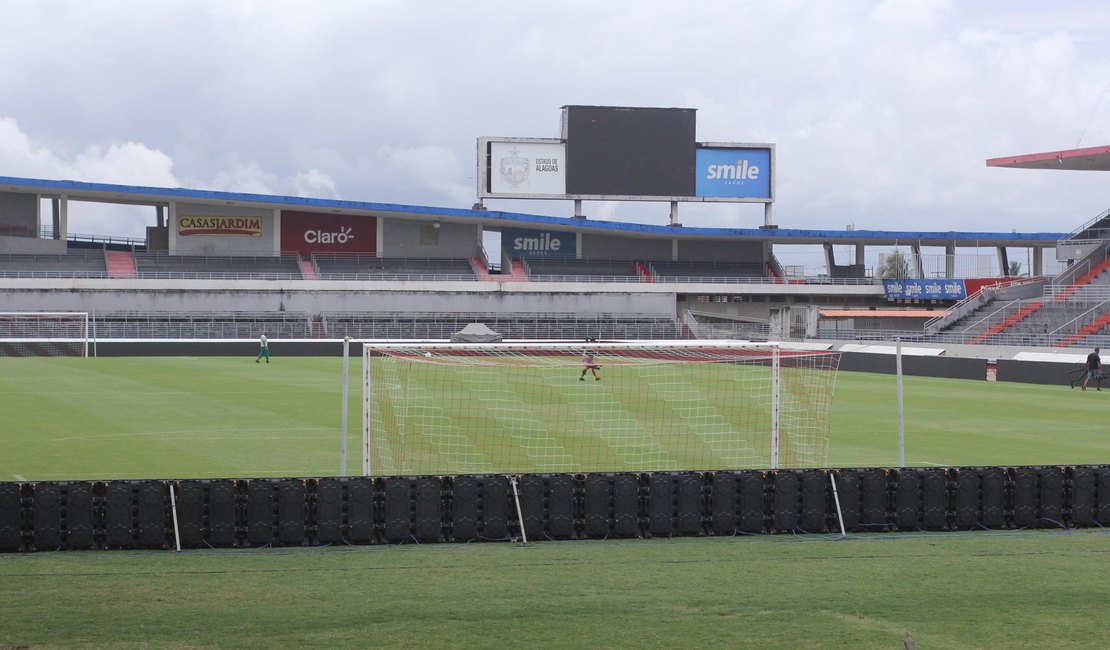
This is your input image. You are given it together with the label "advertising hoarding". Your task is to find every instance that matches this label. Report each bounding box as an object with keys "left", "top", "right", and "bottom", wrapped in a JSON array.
[
  {"left": 279, "top": 211, "right": 376, "bottom": 255},
  {"left": 502, "top": 227, "right": 576, "bottom": 259},
  {"left": 488, "top": 142, "right": 566, "bottom": 196},
  {"left": 178, "top": 216, "right": 262, "bottom": 236},
  {"left": 695, "top": 147, "right": 772, "bottom": 199},
  {"left": 883, "top": 279, "right": 967, "bottom": 301}
]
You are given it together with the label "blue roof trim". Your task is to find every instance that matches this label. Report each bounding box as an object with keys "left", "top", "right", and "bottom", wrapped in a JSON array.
[{"left": 0, "top": 175, "right": 1067, "bottom": 241}]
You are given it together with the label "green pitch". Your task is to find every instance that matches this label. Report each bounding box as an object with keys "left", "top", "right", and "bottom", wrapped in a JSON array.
[
  {"left": 1, "top": 356, "right": 1109, "bottom": 481},
  {"left": 3, "top": 356, "right": 1110, "bottom": 648}
]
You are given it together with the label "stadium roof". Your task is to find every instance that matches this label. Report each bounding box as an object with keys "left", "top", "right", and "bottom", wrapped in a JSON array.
[
  {"left": 0, "top": 175, "right": 1066, "bottom": 247},
  {"left": 986, "top": 144, "right": 1110, "bottom": 171}
]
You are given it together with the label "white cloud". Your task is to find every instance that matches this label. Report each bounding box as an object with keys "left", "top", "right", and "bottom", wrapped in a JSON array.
[{"left": 0, "top": 0, "right": 1107, "bottom": 240}]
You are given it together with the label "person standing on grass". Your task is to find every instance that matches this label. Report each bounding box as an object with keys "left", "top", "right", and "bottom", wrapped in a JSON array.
[
  {"left": 1082, "top": 347, "right": 1101, "bottom": 391},
  {"left": 580, "top": 350, "right": 601, "bottom": 381},
  {"left": 256, "top": 331, "right": 270, "bottom": 364}
]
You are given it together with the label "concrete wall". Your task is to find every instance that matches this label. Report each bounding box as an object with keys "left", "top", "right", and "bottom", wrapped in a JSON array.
[
  {"left": 382, "top": 220, "right": 481, "bottom": 258},
  {"left": 580, "top": 234, "right": 672, "bottom": 260},
  {"left": 0, "top": 192, "right": 39, "bottom": 239},
  {"left": 171, "top": 202, "right": 276, "bottom": 256},
  {"left": 0, "top": 282, "right": 676, "bottom": 316},
  {"left": 0, "top": 236, "right": 65, "bottom": 254}
]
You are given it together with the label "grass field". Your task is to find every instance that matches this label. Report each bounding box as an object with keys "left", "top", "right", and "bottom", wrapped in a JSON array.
[
  {"left": 2, "top": 356, "right": 1108, "bottom": 481},
  {"left": 2, "top": 356, "right": 1109, "bottom": 648}
]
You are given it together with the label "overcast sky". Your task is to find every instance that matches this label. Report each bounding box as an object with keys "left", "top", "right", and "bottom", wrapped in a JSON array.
[{"left": 2, "top": 0, "right": 1109, "bottom": 242}]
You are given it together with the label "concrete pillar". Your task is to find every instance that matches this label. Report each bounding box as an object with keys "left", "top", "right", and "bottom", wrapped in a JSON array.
[
  {"left": 1033, "top": 246, "right": 1044, "bottom": 276},
  {"left": 823, "top": 242, "right": 835, "bottom": 276},
  {"left": 945, "top": 242, "right": 956, "bottom": 278},
  {"left": 59, "top": 196, "right": 68, "bottom": 241},
  {"left": 997, "top": 247, "right": 1009, "bottom": 276},
  {"left": 910, "top": 242, "right": 923, "bottom": 278}
]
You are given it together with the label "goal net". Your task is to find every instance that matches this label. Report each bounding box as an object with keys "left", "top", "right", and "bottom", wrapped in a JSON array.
[
  {"left": 0, "top": 312, "right": 90, "bottom": 357},
  {"left": 363, "top": 341, "right": 839, "bottom": 475}
]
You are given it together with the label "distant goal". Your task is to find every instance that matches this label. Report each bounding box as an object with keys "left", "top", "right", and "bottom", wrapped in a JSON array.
[
  {"left": 0, "top": 312, "right": 90, "bottom": 357},
  {"left": 362, "top": 341, "right": 839, "bottom": 475}
]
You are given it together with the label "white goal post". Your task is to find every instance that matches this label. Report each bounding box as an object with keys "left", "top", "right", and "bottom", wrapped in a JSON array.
[
  {"left": 0, "top": 311, "right": 90, "bottom": 357},
  {"left": 362, "top": 340, "right": 839, "bottom": 476}
]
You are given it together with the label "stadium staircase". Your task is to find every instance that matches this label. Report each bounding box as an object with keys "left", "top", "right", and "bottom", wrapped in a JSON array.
[
  {"left": 1054, "top": 312, "right": 1110, "bottom": 348},
  {"left": 105, "top": 250, "right": 136, "bottom": 279},
  {"left": 470, "top": 256, "right": 494, "bottom": 280},
  {"left": 505, "top": 260, "right": 528, "bottom": 281},
  {"left": 299, "top": 258, "right": 317, "bottom": 280},
  {"left": 966, "top": 301, "right": 1045, "bottom": 345},
  {"left": 1050, "top": 255, "right": 1110, "bottom": 301}
]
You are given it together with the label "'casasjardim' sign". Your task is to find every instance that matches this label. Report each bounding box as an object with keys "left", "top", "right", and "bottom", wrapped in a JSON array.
[{"left": 178, "top": 216, "right": 262, "bottom": 236}]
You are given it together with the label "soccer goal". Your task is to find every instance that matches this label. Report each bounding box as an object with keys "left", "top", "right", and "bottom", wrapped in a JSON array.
[
  {"left": 0, "top": 311, "right": 90, "bottom": 357},
  {"left": 362, "top": 341, "right": 839, "bottom": 476}
]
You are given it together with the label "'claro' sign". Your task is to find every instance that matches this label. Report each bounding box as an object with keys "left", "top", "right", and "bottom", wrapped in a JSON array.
[{"left": 280, "top": 211, "right": 376, "bottom": 255}]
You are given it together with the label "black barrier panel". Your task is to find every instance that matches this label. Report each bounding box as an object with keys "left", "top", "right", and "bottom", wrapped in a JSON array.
[
  {"left": 648, "top": 473, "right": 675, "bottom": 537},
  {"left": 414, "top": 477, "right": 442, "bottom": 543},
  {"left": 1069, "top": 467, "right": 1095, "bottom": 527},
  {"left": 246, "top": 480, "right": 276, "bottom": 546},
  {"left": 921, "top": 469, "right": 948, "bottom": 531},
  {"left": 583, "top": 474, "right": 611, "bottom": 539},
  {"left": 676, "top": 474, "right": 703, "bottom": 536},
  {"left": 1012, "top": 467, "right": 1037, "bottom": 528},
  {"left": 773, "top": 471, "right": 799, "bottom": 532},
  {"left": 518, "top": 476, "right": 545, "bottom": 540},
  {"left": 613, "top": 475, "right": 639, "bottom": 537},
  {"left": 833, "top": 470, "right": 859, "bottom": 532},
  {"left": 894, "top": 471, "right": 920, "bottom": 531},
  {"left": 0, "top": 484, "right": 22, "bottom": 551},
  {"left": 451, "top": 476, "right": 478, "bottom": 542},
  {"left": 548, "top": 475, "right": 575, "bottom": 539},
  {"left": 278, "top": 481, "right": 306, "bottom": 545},
  {"left": 315, "top": 479, "right": 343, "bottom": 544},
  {"left": 861, "top": 469, "right": 889, "bottom": 530},
  {"left": 953, "top": 469, "right": 979, "bottom": 530},
  {"left": 207, "top": 480, "right": 238, "bottom": 547},
  {"left": 138, "top": 482, "right": 166, "bottom": 548},
  {"left": 104, "top": 482, "right": 134, "bottom": 548},
  {"left": 346, "top": 479, "right": 375, "bottom": 543},
  {"left": 1038, "top": 467, "right": 1064, "bottom": 526},
  {"left": 800, "top": 470, "right": 827, "bottom": 533},
  {"left": 175, "top": 482, "right": 204, "bottom": 547},
  {"left": 981, "top": 468, "right": 1007, "bottom": 529},
  {"left": 710, "top": 472, "right": 737, "bottom": 535},
  {"left": 33, "top": 483, "right": 61, "bottom": 550},
  {"left": 64, "top": 483, "right": 96, "bottom": 549},
  {"left": 383, "top": 478, "right": 411, "bottom": 543},
  {"left": 839, "top": 354, "right": 987, "bottom": 380},
  {"left": 480, "top": 476, "right": 509, "bottom": 540},
  {"left": 738, "top": 472, "right": 765, "bottom": 534},
  {"left": 1097, "top": 467, "right": 1110, "bottom": 524}
]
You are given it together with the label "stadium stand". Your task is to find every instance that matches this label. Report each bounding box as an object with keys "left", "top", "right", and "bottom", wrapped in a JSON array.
[
  {"left": 133, "top": 253, "right": 304, "bottom": 279},
  {"left": 0, "top": 251, "right": 108, "bottom": 278},
  {"left": 649, "top": 260, "right": 767, "bottom": 282},
  {"left": 320, "top": 311, "right": 684, "bottom": 340},
  {"left": 312, "top": 254, "right": 478, "bottom": 281},
  {"left": 522, "top": 258, "right": 640, "bottom": 282},
  {"left": 92, "top": 311, "right": 313, "bottom": 338}
]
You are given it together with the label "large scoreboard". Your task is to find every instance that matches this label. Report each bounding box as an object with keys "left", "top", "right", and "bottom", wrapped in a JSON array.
[{"left": 478, "top": 105, "right": 774, "bottom": 204}]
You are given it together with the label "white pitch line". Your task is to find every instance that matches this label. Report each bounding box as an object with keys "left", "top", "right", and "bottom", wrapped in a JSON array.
[
  {"left": 918, "top": 461, "right": 948, "bottom": 467},
  {"left": 13, "top": 474, "right": 26, "bottom": 481}
]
